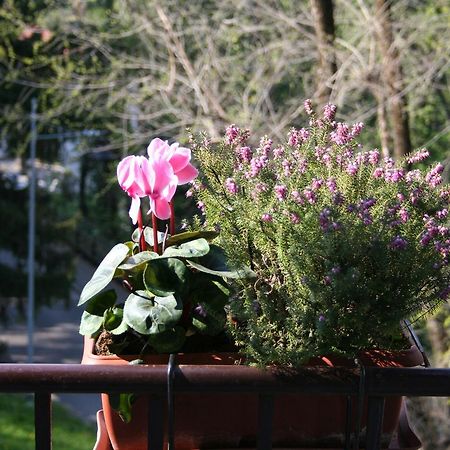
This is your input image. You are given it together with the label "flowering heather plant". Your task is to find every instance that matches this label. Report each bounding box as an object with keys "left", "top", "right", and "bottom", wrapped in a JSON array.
[
  {"left": 191, "top": 101, "right": 450, "bottom": 367},
  {"left": 78, "top": 138, "right": 251, "bottom": 360}
]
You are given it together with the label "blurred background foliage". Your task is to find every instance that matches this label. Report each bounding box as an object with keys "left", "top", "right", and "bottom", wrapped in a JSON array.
[{"left": 0, "top": 1, "right": 448, "bottom": 446}]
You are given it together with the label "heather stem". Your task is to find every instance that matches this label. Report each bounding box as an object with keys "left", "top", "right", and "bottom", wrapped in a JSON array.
[
  {"left": 169, "top": 201, "right": 175, "bottom": 236},
  {"left": 152, "top": 212, "right": 159, "bottom": 254}
]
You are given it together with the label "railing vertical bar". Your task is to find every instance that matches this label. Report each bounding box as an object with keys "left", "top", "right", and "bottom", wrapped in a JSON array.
[
  {"left": 35, "top": 392, "right": 52, "bottom": 450},
  {"left": 147, "top": 395, "right": 165, "bottom": 450},
  {"left": 365, "top": 396, "right": 385, "bottom": 450},
  {"left": 167, "top": 354, "right": 177, "bottom": 450},
  {"left": 257, "top": 393, "right": 274, "bottom": 450}
]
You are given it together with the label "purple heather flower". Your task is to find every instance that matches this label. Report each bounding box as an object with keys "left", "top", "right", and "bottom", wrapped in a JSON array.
[
  {"left": 330, "top": 122, "right": 352, "bottom": 145},
  {"left": 407, "top": 149, "right": 429, "bottom": 165},
  {"left": 326, "top": 178, "right": 337, "bottom": 193},
  {"left": 390, "top": 236, "right": 408, "bottom": 250},
  {"left": 318, "top": 314, "right": 325, "bottom": 322},
  {"left": 282, "top": 159, "right": 292, "bottom": 176},
  {"left": 197, "top": 201, "right": 206, "bottom": 215},
  {"left": 351, "top": 122, "right": 364, "bottom": 137},
  {"left": 322, "top": 152, "right": 332, "bottom": 167},
  {"left": 226, "top": 124, "right": 239, "bottom": 145},
  {"left": 405, "top": 170, "right": 422, "bottom": 183},
  {"left": 373, "top": 167, "right": 384, "bottom": 179},
  {"left": 420, "top": 233, "right": 432, "bottom": 246},
  {"left": 303, "top": 188, "right": 317, "bottom": 204},
  {"left": 297, "top": 157, "right": 308, "bottom": 174},
  {"left": 291, "top": 190, "right": 304, "bottom": 205},
  {"left": 360, "top": 198, "right": 376, "bottom": 209},
  {"left": 304, "top": 99, "right": 314, "bottom": 115},
  {"left": 261, "top": 213, "right": 273, "bottom": 222},
  {"left": 425, "top": 163, "right": 444, "bottom": 187},
  {"left": 299, "top": 128, "right": 310, "bottom": 141},
  {"left": 290, "top": 212, "right": 300, "bottom": 224},
  {"left": 385, "top": 168, "right": 405, "bottom": 183},
  {"left": 238, "top": 146, "right": 253, "bottom": 163},
  {"left": 331, "top": 266, "right": 341, "bottom": 274},
  {"left": 315, "top": 146, "right": 326, "bottom": 159},
  {"left": 323, "top": 275, "right": 332, "bottom": 285},
  {"left": 437, "top": 209, "right": 448, "bottom": 220},
  {"left": 185, "top": 189, "right": 193, "bottom": 198},
  {"left": 346, "top": 163, "right": 358, "bottom": 176},
  {"left": 323, "top": 103, "right": 337, "bottom": 121},
  {"left": 288, "top": 128, "right": 299, "bottom": 146},
  {"left": 194, "top": 304, "right": 207, "bottom": 318},
  {"left": 331, "top": 221, "right": 342, "bottom": 231},
  {"left": 384, "top": 157, "right": 395, "bottom": 169},
  {"left": 311, "top": 178, "right": 323, "bottom": 190},
  {"left": 275, "top": 184, "right": 287, "bottom": 201},
  {"left": 273, "top": 146, "right": 285, "bottom": 159},
  {"left": 319, "top": 208, "right": 332, "bottom": 231},
  {"left": 399, "top": 208, "right": 409, "bottom": 223},
  {"left": 225, "top": 177, "right": 238, "bottom": 194},
  {"left": 368, "top": 150, "right": 380, "bottom": 165},
  {"left": 258, "top": 136, "right": 272, "bottom": 157}
]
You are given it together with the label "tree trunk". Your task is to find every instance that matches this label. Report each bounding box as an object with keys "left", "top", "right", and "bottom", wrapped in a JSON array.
[
  {"left": 310, "top": 0, "right": 337, "bottom": 109},
  {"left": 375, "top": 0, "right": 411, "bottom": 160}
]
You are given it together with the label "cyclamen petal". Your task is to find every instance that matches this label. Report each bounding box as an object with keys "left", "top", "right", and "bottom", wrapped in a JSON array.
[
  {"left": 175, "top": 162, "right": 199, "bottom": 185},
  {"left": 147, "top": 138, "right": 172, "bottom": 160},
  {"left": 129, "top": 196, "right": 142, "bottom": 225},
  {"left": 147, "top": 138, "right": 198, "bottom": 185},
  {"left": 168, "top": 144, "right": 191, "bottom": 172},
  {"left": 150, "top": 197, "right": 172, "bottom": 220}
]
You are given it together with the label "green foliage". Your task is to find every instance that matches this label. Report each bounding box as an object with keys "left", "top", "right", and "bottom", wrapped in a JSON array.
[
  {"left": 0, "top": 175, "right": 76, "bottom": 321},
  {"left": 0, "top": 393, "right": 96, "bottom": 450},
  {"left": 192, "top": 103, "right": 450, "bottom": 367}
]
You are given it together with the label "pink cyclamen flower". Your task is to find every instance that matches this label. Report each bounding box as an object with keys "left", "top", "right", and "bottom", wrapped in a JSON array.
[
  {"left": 117, "top": 155, "right": 177, "bottom": 222},
  {"left": 147, "top": 138, "right": 198, "bottom": 185}
]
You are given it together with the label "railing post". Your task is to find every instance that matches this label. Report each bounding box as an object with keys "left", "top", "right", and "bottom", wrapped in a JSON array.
[
  {"left": 365, "top": 396, "right": 385, "bottom": 450},
  {"left": 257, "top": 393, "right": 274, "bottom": 450},
  {"left": 35, "top": 392, "right": 52, "bottom": 450}
]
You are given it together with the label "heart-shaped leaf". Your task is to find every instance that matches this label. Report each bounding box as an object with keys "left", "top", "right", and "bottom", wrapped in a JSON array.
[
  {"left": 162, "top": 238, "right": 210, "bottom": 259},
  {"left": 165, "top": 230, "right": 218, "bottom": 247},
  {"left": 79, "top": 311, "right": 104, "bottom": 336},
  {"left": 149, "top": 295, "right": 183, "bottom": 334},
  {"left": 147, "top": 326, "right": 186, "bottom": 353},
  {"left": 118, "top": 251, "right": 159, "bottom": 271},
  {"left": 123, "top": 292, "right": 155, "bottom": 335},
  {"left": 144, "top": 258, "right": 189, "bottom": 297},
  {"left": 84, "top": 290, "right": 117, "bottom": 315},
  {"left": 78, "top": 244, "right": 130, "bottom": 306}
]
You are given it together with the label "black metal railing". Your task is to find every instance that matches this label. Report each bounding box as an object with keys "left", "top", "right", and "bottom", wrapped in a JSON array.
[{"left": 0, "top": 363, "right": 449, "bottom": 450}]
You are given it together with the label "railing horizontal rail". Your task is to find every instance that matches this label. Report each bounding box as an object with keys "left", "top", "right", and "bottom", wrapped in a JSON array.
[
  {"left": 0, "top": 364, "right": 449, "bottom": 396},
  {"left": 1, "top": 364, "right": 449, "bottom": 450}
]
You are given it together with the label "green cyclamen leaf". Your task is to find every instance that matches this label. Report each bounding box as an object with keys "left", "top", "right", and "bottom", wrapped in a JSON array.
[
  {"left": 162, "top": 238, "right": 210, "bottom": 258},
  {"left": 78, "top": 244, "right": 130, "bottom": 306},
  {"left": 143, "top": 258, "right": 189, "bottom": 297}
]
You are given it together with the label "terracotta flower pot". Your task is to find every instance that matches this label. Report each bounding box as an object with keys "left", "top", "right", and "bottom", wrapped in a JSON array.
[{"left": 82, "top": 337, "right": 423, "bottom": 450}]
